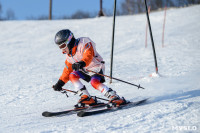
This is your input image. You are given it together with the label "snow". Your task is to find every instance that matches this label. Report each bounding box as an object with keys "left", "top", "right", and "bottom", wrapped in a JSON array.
[{"left": 0, "top": 5, "right": 200, "bottom": 133}]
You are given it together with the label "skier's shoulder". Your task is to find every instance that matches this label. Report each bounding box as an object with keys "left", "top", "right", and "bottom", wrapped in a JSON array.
[{"left": 78, "top": 37, "right": 94, "bottom": 45}]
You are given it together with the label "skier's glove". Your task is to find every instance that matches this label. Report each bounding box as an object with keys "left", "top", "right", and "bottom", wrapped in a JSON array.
[
  {"left": 72, "top": 61, "right": 86, "bottom": 71},
  {"left": 52, "top": 80, "right": 65, "bottom": 91}
]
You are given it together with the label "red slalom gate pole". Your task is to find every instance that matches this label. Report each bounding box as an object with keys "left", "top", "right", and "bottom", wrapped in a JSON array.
[{"left": 162, "top": 6, "right": 167, "bottom": 48}]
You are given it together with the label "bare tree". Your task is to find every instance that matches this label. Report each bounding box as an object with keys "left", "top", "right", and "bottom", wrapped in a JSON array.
[
  {"left": 136, "top": 0, "right": 145, "bottom": 13},
  {"left": 6, "top": 9, "right": 15, "bottom": 20},
  {"left": 188, "top": 0, "right": 200, "bottom": 4},
  {"left": 38, "top": 15, "right": 48, "bottom": 20},
  {"left": 98, "top": 0, "right": 105, "bottom": 17},
  {"left": 49, "top": 0, "right": 52, "bottom": 20},
  {"left": 120, "top": 0, "right": 134, "bottom": 15},
  {"left": 26, "top": 15, "right": 48, "bottom": 20},
  {"left": 71, "top": 11, "right": 91, "bottom": 19},
  {"left": 120, "top": 0, "right": 189, "bottom": 15},
  {"left": 0, "top": 2, "right": 2, "bottom": 20},
  {"left": 120, "top": 0, "right": 145, "bottom": 15}
]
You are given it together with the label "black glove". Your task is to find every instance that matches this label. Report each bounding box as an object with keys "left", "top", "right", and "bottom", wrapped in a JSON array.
[
  {"left": 52, "top": 80, "right": 65, "bottom": 91},
  {"left": 72, "top": 61, "right": 86, "bottom": 71}
]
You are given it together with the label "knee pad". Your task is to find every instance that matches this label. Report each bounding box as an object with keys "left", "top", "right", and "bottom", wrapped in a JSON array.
[
  {"left": 69, "top": 72, "right": 80, "bottom": 81},
  {"left": 90, "top": 78, "right": 101, "bottom": 89}
]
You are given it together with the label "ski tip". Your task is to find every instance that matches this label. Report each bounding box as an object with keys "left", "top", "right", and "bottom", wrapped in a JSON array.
[{"left": 42, "top": 111, "right": 51, "bottom": 117}]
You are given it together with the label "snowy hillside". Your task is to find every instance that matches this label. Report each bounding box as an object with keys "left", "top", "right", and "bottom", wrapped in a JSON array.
[{"left": 0, "top": 5, "right": 200, "bottom": 133}]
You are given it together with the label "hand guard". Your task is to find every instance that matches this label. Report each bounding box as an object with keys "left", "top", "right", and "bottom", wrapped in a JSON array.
[
  {"left": 72, "top": 61, "right": 86, "bottom": 71},
  {"left": 52, "top": 80, "right": 65, "bottom": 91}
]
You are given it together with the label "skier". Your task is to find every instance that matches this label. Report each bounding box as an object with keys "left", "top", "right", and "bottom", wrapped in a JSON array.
[{"left": 52, "top": 29, "right": 126, "bottom": 107}]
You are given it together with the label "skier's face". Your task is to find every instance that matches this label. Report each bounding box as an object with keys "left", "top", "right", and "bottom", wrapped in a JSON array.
[
  {"left": 62, "top": 47, "right": 69, "bottom": 54},
  {"left": 58, "top": 42, "right": 69, "bottom": 54}
]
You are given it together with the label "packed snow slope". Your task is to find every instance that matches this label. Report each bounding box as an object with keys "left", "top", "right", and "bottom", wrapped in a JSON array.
[{"left": 0, "top": 5, "right": 200, "bottom": 133}]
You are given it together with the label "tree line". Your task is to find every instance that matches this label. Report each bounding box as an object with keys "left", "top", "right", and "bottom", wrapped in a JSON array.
[
  {"left": 0, "top": 0, "right": 200, "bottom": 20},
  {"left": 0, "top": 2, "right": 16, "bottom": 20},
  {"left": 120, "top": 0, "right": 200, "bottom": 15}
]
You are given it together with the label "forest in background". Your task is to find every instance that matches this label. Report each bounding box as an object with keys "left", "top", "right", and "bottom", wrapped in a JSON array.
[{"left": 0, "top": 0, "right": 200, "bottom": 20}]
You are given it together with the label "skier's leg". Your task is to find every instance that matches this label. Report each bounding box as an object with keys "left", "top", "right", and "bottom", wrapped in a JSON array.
[
  {"left": 90, "top": 76, "right": 126, "bottom": 105},
  {"left": 69, "top": 71, "right": 95, "bottom": 105},
  {"left": 90, "top": 76, "right": 110, "bottom": 96}
]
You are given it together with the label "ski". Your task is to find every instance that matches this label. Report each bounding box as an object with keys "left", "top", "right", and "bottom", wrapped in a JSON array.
[
  {"left": 77, "top": 98, "right": 148, "bottom": 117},
  {"left": 42, "top": 103, "right": 107, "bottom": 117}
]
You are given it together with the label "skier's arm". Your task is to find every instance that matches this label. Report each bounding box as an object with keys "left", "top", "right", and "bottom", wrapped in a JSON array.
[
  {"left": 53, "top": 60, "right": 73, "bottom": 91},
  {"left": 59, "top": 60, "right": 73, "bottom": 83},
  {"left": 81, "top": 43, "right": 94, "bottom": 67}
]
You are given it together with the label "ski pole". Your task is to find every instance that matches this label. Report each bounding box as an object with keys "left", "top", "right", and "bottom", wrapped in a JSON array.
[
  {"left": 62, "top": 88, "right": 77, "bottom": 94},
  {"left": 61, "top": 88, "right": 109, "bottom": 101},
  {"left": 87, "top": 69, "right": 145, "bottom": 89}
]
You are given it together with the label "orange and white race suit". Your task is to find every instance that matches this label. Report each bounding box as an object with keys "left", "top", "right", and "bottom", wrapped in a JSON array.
[{"left": 59, "top": 37, "right": 105, "bottom": 84}]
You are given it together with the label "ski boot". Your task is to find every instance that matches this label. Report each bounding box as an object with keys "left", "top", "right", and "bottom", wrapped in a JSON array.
[
  {"left": 74, "top": 86, "right": 97, "bottom": 108},
  {"left": 104, "top": 88, "right": 127, "bottom": 107}
]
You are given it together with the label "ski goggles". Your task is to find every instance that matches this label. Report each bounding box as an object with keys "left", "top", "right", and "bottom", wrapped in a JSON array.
[{"left": 58, "top": 33, "right": 73, "bottom": 49}]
